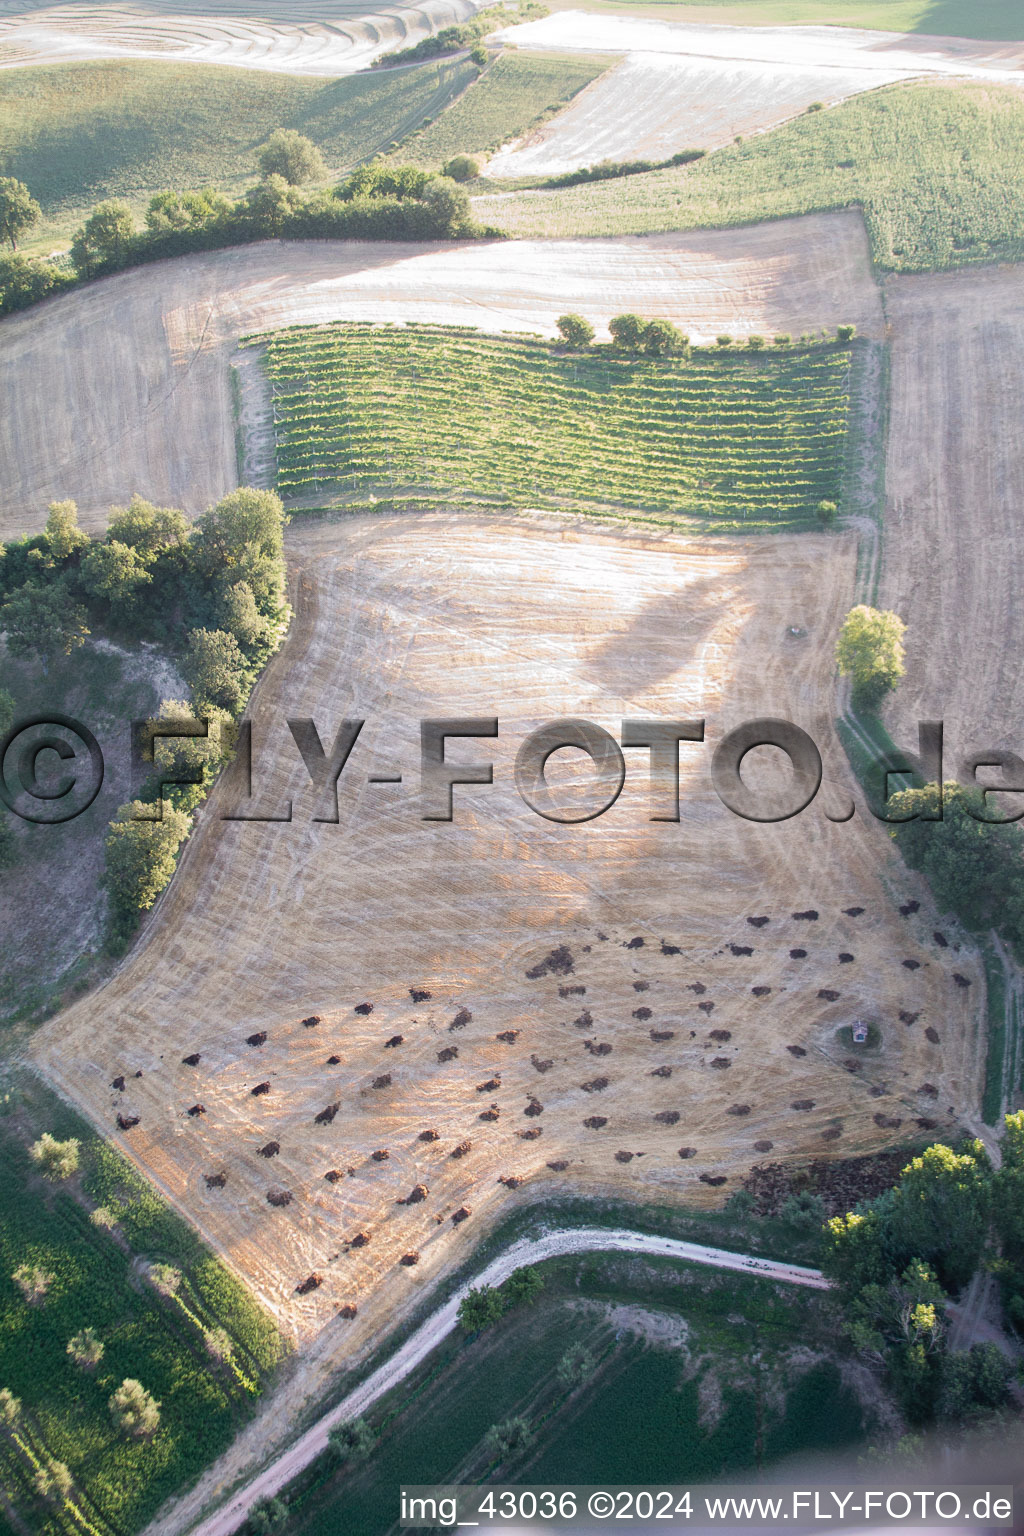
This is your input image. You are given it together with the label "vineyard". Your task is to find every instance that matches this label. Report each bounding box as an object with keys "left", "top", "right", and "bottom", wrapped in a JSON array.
[
  {"left": 252, "top": 324, "right": 856, "bottom": 530},
  {"left": 0, "top": 1086, "right": 286, "bottom": 1536}
]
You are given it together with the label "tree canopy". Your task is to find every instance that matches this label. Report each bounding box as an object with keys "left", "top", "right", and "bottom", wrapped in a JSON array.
[
  {"left": 257, "top": 129, "right": 327, "bottom": 186},
  {"left": 836, "top": 604, "right": 906, "bottom": 711},
  {"left": 0, "top": 177, "right": 40, "bottom": 251}
]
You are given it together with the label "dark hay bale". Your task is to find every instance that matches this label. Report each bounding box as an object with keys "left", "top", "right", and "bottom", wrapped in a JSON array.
[
  {"left": 651, "top": 1066, "right": 672, "bottom": 1079},
  {"left": 792, "top": 910, "right": 819, "bottom": 921},
  {"left": 324, "top": 1170, "right": 344, "bottom": 1183},
  {"left": 934, "top": 931, "right": 948, "bottom": 948},
  {"left": 182, "top": 1054, "right": 201, "bottom": 1067},
  {"left": 477, "top": 1076, "right": 501, "bottom": 1093},
  {"left": 698, "top": 1000, "right": 715, "bottom": 1015},
  {"left": 790, "top": 948, "right": 807, "bottom": 959},
  {"left": 111, "top": 1075, "right": 126, "bottom": 1092},
  {"left": 573, "top": 1010, "right": 593, "bottom": 1029},
  {"left": 526, "top": 946, "right": 574, "bottom": 979},
  {"left": 531, "top": 1055, "right": 553, "bottom": 1073},
  {"left": 315, "top": 1103, "right": 339, "bottom": 1125},
  {"left": 410, "top": 988, "right": 432, "bottom": 1003},
  {"left": 661, "top": 942, "right": 681, "bottom": 956},
  {"left": 496, "top": 1030, "right": 520, "bottom": 1044},
  {"left": 753, "top": 1139, "right": 773, "bottom": 1153},
  {"left": 899, "top": 1010, "right": 920, "bottom": 1025},
  {"left": 479, "top": 1106, "right": 500, "bottom": 1122},
  {"left": 838, "top": 953, "right": 854, "bottom": 964},
  {"left": 688, "top": 982, "right": 706, "bottom": 995},
  {"left": 585, "top": 1041, "right": 613, "bottom": 1056},
  {"left": 678, "top": 1146, "right": 697, "bottom": 1159},
  {"left": 400, "top": 1252, "right": 420, "bottom": 1266},
  {"left": 267, "top": 1189, "right": 292, "bottom": 1207},
  {"left": 654, "top": 1110, "right": 680, "bottom": 1125},
  {"left": 632, "top": 1006, "right": 652, "bottom": 1021},
  {"left": 246, "top": 1032, "right": 267, "bottom": 1047},
  {"left": 748, "top": 916, "right": 770, "bottom": 928},
  {"left": 700, "top": 1173, "right": 728, "bottom": 1186},
  {"left": 419, "top": 1129, "right": 441, "bottom": 1142},
  {"left": 450, "top": 1141, "right": 472, "bottom": 1158},
  {"left": 925, "top": 1026, "right": 940, "bottom": 1044},
  {"left": 710, "top": 1057, "right": 731, "bottom": 1070},
  {"left": 917, "top": 1083, "right": 939, "bottom": 1098},
  {"left": 899, "top": 901, "right": 920, "bottom": 917},
  {"left": 401, "top": 1182, "right": 428, "bottom": 1203},
  {"left": 902, "top": 959, "right": 921, "bottom": 971},
  {"left": 384, "top": 1034, "right": 404, "bottom": 1048},
  {"left": 452, "top": 1206, "right": 471, "bottom": 1224},
  {"left": 843, "top": 907, "right": 864, "bottom": 917},
  {"left": 729, "top": 944, "right": 753, "bottom": 957},
  {"left": 354, "top": 1002, "right": 373, "bottom": 1016},
  {"left": 372, "top": 1148, "right": 390, "bottom": 1162},
  {"left": 581, "top": 1077, "right": 609, "bottom": 1093},
  {"left": 524, "top": 1098, "right": 544, "bottom": 1117},
  {"left": 349, "top": 1231, "right": 370, "bottom": 1248},
  {"left": 786, "top": 1045, "right": 807, "bottom": 1057},
  {"left": 518, "top": 1127, "right": 543, "bottom": 1140},
  {"left": 650, "top": 1029, "right": 675, "bottom": 1042},
  {"left": 953, "top": 973, "right": 971, "bottom": 988},
  {"left": 301, "top": 1015, "right": 321, "bottom": 1029},
  {"left": 437, "top": 1046, "right": 459, "bottom": 1063},
  {"left": 792, "top": 1098, "right": 815, "bottom": 1111},
  {"left": 295, "top": 1273, "right": 322, "bottom": 1295},
  {"left": 752, "top": 986, "right": 771, "bottom": 997},
  {"left": 727, "top": 1104, "right": 751, "bottom": 1117},
  {"left": 251, "top": 1081, "right": 271, "bottom": 1097},
  {"left": 583, "top": 1115, "right": 608, "bottom": 1129},
  {"left": 869, "top": 1084, "right": 886, "bottom": 1098},
  {"left": 818, "top": 989, "right": 840, "bottom": 1001},
  {"left": 499, "top": 1174, "right": 524, "bottom": 1188},
  {"left": 844, "top": 1058, "right": 862, "bottom": 1073},
  {"left": 916, "top": 1117, "right": 938, "bottom": 1131},
  {"left": 873, "top": 1113, "right": 902, "bottom": 1129},
  {"left": 633, "top": 980, "right": 650, "bottom": 992},
  {"left": 548, "top": 1159, "right": 570, "bottom": 1171},
  {"left": 372, "top": 1074, "right": 391, "bottom": 1089},
  {"left": 560, "top": 984, "right": 586, "bottom": 997},
  {"left": 205, "top": 1171, "right": 227, "bottom": 1188},
  {"left": 327, "top": 1054, "right": 341, "bottom": 1065},
  {"left": 821, "top": 1127, "right": 842, "bottom": 1142},
  {"left": 338, "top": 1303, "right": 358, "bottom": 1318},
  {"left": 450, "top": 1007, "right": 473, "bottom": 1030},
  {"left": 625, "top": 936, "right": 645, "bottom": 949},
  {"left": 187, "top": 1104, "right": 205, "bottom": 1117},
  {"left": 709, "top": 1028, "right": 732, "bottom": 1042},
  {"left": 615, "top": 1150, "right": 634, "bottom": 1163},
  {"left": 258, "top": 1141, "right": 280, "bottom": 1158},
  {"left": 134, "top": 1070, "right": 143, "bottom": 1078}
]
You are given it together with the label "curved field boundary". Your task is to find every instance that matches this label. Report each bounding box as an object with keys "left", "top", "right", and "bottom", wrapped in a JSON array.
[{"left": 186, "top": 1227, "right": 826, "bottom": 1536}]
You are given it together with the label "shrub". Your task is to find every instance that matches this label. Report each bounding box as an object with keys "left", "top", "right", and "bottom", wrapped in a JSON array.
[
  {"left": 774, "top": 334, "right": 792, "bottom": 346},
  {"left": 109, "top": 1378, "right": 161, "bottom": 1437},
  {"left": 470, "top": 43, "right": 489, "bottom": 66},
  {"left": 836, "top": 604, "right": 906, "bottom": 711},
  {"left": 0, "top": 176, "right": 40, "bottom": 250},
  {"left": 257, "top": 129, "right": 327, "bottom": 186},
  {"left": 779, "top": 1190, "right": 826, "bottom": 1230},
  {"left": 458, "top": 1285, "right": 505, "bottom": 1331},
  {"left": 817, "top": 499, "right": 838, "bottom": 526},
  {"left": 29, "top": 1133, "right": 81, "bottom": 1181},
  {"left": 327, "top": 1417, "right": 374, "bottom": 1461},
  {"left": 807, "top": 100, "right": 825, "bottom": 111},
  {"left": 556, "top": 1343, "right": 595, "bottom": 1387},
  {"left": 71, "top": 200, "right": 136, "bottom": 276},
  {"left": 0, "top": 253, "right": 68, "bottom": 316},
  {"left": 89, "top": 1205, "right": 118, "bottom": 1230},
  {"left": 103, "top": 800, "right": 191, "bottom": 937},
  {"left": 715, "top": 334, "right": 733, "bottom": 348},
  {"left": 837, "top": 324, "right": 857, "bottom": 342},
  {"left": 642, "top": 317, "right": 689, "bottom": 357},
  {"left": 250, "top": 1498, "right": 289, "bottom": 1534},
  {"left": 67, "top": 1326, "right": 105, "bottom": 1369},
  {"left": 34, "top": 1459, "right": 73, "bottom": 1501},
  {"left": 608, "top": 312, "right": 646, "bottom": 351},
  {"left": 148, "top": 1262, "right": 182, "bottom": 1297},
  {"left": 0, "top": 1388, "right": 21, "bottom": 1428},
  {"left": 556, "top": 312, "right": 594, "bottom": 348},
  {"left": 181, "top": 627, "right": 250, "bottom": 714},
  {"left": 486, "top": 1414, "right": 533, "bottom": 1460},
  {"left": 747, "top": 334, "right": 766, "bottom": 350},
  {"left": 444, "top": 154, "right": 481, "bottom": 183},
  {"left": 204, "top": 1326, "right": 234, "bottom": 1364},
  {"left": 13, "top": 1264, "right": 54, "bottom": 1305}
]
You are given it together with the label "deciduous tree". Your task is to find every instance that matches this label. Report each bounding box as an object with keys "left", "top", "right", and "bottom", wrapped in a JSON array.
[{"left": 836, "top": 604, "right": 906, "bottom": 711}]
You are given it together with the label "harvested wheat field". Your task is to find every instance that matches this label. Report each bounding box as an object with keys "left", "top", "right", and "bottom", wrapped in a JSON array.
[
  {"left": 880, "top": 264, "right": 1024, "bottom": 764},
  {"left": 0, "top": 0, "right": 484, "bottom": 74},
  {"left": 0, "top": 212, "right": 882, "bottom": 537},
  {"left": 33, "top": 513, "right": 983, "bottom": 1345}
]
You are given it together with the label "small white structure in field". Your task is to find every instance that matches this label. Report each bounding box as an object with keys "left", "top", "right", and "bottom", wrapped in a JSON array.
[{"left": 852, "top": 1020, "right": 869, "bottom": 1044}]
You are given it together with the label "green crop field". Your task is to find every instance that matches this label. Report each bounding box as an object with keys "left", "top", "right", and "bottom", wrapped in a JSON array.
[
  {"left": 0, "top": 56, "right": 476, "bottom": 241},
  {"left": 559, "top": 0, "right": 1024, "bottom": 38},
  {"left": 286, "top": 1252, "right": 865, "bottom": 1536},
  {"left": 397, "top": 50, "right": 611, "bottom": 169},
  {"left": 473, "top": 81, "right": 1024, "bottom": 271},
  {"left": 0, "top": 1080, "right": 286, "bottom": 1536},
  {"left": 251, "top": 322, "right": 857, "bottom": 531}
]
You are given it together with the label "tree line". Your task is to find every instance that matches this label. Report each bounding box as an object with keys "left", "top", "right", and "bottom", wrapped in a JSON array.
[
  {"left": 0, "top": 139, "right": 489, "bottom": 320},
  {"left": 0, "top": 488, "right": 289, "bottom": 947}
]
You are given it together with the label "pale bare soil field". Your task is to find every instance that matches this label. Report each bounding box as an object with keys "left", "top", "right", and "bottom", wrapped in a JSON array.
[
  {"left": 485, "top": 51, "right": 915, "bottom": 177},
  {"left": 0, "top": 0, "right": 486, "bottom": 74},
  {"left": 0, "top": 212, "right": 883, "bottom": 537},
  {"left": 32, "top": 513, "right": 982, "bottom": 1349},
  {"left": 879, "top": 264, "right": 1024, "bottom": 765}
]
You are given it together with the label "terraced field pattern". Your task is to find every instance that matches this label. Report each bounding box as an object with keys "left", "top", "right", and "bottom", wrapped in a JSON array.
[{"left": 253, "top": 323, "right": 855, "bottom": 528}]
